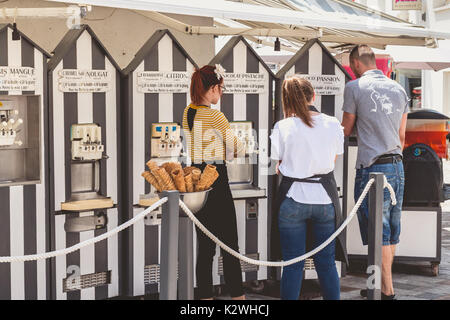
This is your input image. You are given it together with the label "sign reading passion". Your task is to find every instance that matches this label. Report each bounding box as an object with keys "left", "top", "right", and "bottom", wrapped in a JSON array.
[
  {"left": 222, "top": 73, "right": 267, "bottom": 94},
  {"left": 0, "top": 67, "right": 36, "bottom": 92},
  {"left": 58, "top": 69, "right": 112, "bottom": 93},
  {"left": 137, "top": 71, "right": 191, "bottom": 93},
  {"left": 295, "top": 74, "right": 345, "bottom": 96}
]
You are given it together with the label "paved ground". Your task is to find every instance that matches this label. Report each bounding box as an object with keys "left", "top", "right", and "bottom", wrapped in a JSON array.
[{"left": 217, "top": 159, "right": 450, "bottom": 300}]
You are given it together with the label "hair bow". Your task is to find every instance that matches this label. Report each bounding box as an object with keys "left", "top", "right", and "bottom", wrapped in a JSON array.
[{"left": 214, "top": 64, "right": 226, "bottom": 80}]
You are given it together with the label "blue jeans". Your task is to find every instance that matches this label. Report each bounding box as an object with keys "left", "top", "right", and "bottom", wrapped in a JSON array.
[
  {"left": 354, "top": 161, "right": 405, "bottom": 246},
  {"left": 278, "top": 198, "right": 340, "bottom": 300}
]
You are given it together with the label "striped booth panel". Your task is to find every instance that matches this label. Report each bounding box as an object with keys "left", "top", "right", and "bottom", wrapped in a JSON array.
[
  {"left": 48, "top": 25, "right": 122, "bottom": 300},
  {"left": 53, "top": 208, "right": 120, "bottom": 300},
  {"left": 0, "top": 24, "right": 50, "bottom": 300},
  {"left": 122, "top": 30, "right": 197, "bottom": 297},
  {"left": 209, "top": 36, "right": 275, "bottom": 283}
]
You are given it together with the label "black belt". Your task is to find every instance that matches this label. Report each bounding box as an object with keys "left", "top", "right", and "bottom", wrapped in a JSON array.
[{"left": 373, "top": 154, "right": 402, "bottom": 165}]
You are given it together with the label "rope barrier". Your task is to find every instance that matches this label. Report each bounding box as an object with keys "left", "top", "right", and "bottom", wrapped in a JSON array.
[
  {"left": 0, "top": 197, "right": 168, "bottom": 263},
  {"left": 0, "top": 176, "right": 397, "bottom": 266},
  {"left": 179, "top": 177, "right": 397, "bottom": 267}
]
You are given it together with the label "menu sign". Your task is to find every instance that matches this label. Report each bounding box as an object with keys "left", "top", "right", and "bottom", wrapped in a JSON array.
[
  {"left": 392, "top": 0, "right": 422, "bottom": 10},
  {"left": 137, "top": 71, "right": 191, "bottom": 93},
  {"left": 58, "top": 69, "right": 112, "bottom": 93},
  {"left": 222, "top": 73, "right": 267, "bottom": 94},
  {"left": 296, "top": 74, "right": 345, "bottom": 96},
  {"left": 0, "top": 67, "right": 36, "bottom": 92}
]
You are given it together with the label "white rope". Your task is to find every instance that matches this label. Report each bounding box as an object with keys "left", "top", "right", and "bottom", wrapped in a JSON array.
[
  {"left": 179, "top": 178, "right": 397, "bottom": 267},
  {"left": 0, "top": 197, "right": 168, "bottom": 263}
]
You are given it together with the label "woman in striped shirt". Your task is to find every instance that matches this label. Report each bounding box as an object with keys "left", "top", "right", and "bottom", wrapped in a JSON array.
[{"left": 182, "top": 65, "right": 245, "bottom": 300}]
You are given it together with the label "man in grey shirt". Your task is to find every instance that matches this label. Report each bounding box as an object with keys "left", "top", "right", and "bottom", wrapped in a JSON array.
[{"left": 342, "top": 45, "right": 408, "bottom": 300}]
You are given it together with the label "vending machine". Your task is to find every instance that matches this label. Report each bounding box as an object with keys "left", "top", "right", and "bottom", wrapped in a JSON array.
[
  {"left": 0, "top": 23, "right": 51, "bottom": 300},
  {"left": 48, "top": 25, "right": 122, "bottom": 300}
]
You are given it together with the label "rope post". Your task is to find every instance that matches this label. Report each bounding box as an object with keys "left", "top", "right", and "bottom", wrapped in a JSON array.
[
  {"left": 160, "top": 190, "right": 180, "bottom": 300},
  {"left": 178, "top": 202, "right": 194, "bottom": 300},
  {"left": 367, "top": 173, "right": 384, "bottom": 301}
]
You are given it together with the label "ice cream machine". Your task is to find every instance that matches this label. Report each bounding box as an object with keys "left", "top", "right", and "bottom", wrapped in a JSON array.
[
  {"left": 66, "top": 124, "right": 110, "bottom": 205},
  {"left": 0, "top": 96, "right": 41, "bottom": 185},
  {"left": 150, "top": 123, "right": 182, "bottom": 160},
  {"left": 0, "top": 100, "right": 24, "bottom": 147},
  {"left": 227, "top": 121, "right": 258, "bottom": 188}
]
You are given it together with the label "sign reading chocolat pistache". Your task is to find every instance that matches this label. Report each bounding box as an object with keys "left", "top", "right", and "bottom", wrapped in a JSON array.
[
  {"left": 58, "top": 69, "right": 112, "bottom": 93},
  {"left": 0, "top": 67, "right": 36, "bottom": 92},
  {"left": 222, "top": 73, "right": 267, "bottom": 94},
  {"left": 296, "top": 74, "right": 345, "bottom": 96},
  {"left": 137, "top": 71, "right": 191, "bottom": 93}
]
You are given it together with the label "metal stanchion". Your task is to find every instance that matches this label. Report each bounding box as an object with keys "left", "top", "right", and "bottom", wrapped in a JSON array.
[
  {"left": 367, "top": 173, "right": 384, "bottom": 301},
  {"left": 178, "top": 207, "right": 194, "bottom": 300},
  {"left": 160, "top": 191, "right": 180, "bottom": 300}
]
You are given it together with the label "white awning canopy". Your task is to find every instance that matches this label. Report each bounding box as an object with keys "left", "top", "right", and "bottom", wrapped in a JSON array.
[
  {"left": 374, "top": 45, "right": 450, "bottom": 71},
  {"left": 46, "top": 0, "right": 450, "bottom": 49}
]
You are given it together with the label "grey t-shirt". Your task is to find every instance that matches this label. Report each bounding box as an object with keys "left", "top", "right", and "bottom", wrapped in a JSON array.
[{"left": 343, "top": 69, "right": 409, "bottom": 168}]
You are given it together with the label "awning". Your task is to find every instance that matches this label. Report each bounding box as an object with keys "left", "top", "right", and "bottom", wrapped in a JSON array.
[
  {"left": 46, "top": 0, "right": 450, "bottom": 49},
  {"left": 374, "top": 45, "right": 450, "bottom": 71}
]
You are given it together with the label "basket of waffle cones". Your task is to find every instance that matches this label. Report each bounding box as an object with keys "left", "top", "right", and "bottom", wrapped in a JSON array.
[{"left": 141, "top": 161, "right": 219, "bottom": 213}]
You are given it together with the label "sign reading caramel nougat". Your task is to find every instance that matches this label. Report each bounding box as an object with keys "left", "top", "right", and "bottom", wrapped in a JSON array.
[
  {"left": 222, "top": 73, "right": 267, "bottom": 94},
  {"left": 296, "top": 74, "right": 345, "bottom": 96},
  {"left": 58, "top": 69, "right": 112, "bottom": 93},
  {"left": 137, "top": 71, "right": 191, "bottom": 93},
  {"left": 0, "top": 67, "right": 36, "bottom": 91}
]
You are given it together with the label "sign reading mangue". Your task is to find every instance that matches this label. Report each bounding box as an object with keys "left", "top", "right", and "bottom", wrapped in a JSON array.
[{"left": 0, "top": 67, "right": 36, "bottom": 92}]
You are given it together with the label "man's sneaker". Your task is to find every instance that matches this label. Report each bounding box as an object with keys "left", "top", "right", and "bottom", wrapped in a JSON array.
[
  {"left": 381, "top": 293, "right": 397, "bottom": 300},
  {"left": 360, "top": 289, "right": 396, "bottom": 300},
  {"left": 360, "top": 289, "right": 367, "bottom": 298}
]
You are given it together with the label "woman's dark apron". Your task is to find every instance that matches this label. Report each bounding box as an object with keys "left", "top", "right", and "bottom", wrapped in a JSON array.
[{"left": 271, "top": 171, "right": 348, "bottom": 266}]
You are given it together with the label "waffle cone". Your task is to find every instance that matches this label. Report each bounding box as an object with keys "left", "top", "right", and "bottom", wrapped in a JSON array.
[
  {"left": 196, "top": 165, "right": 218, "bottom": 191},
  {"left": 171, "top": 169, "right": 187, "bottom": 193},
  {"left": 146, "top": 160, "right": 159, "bottom": 173},
  {"left": 191, "top": 168, "right": 201, "bottom": 186},
  {"left": 154, "top": 168, "right": 177, "bottom": 191},
  {"left": 184, "top": 173, "right": 194, "bottom": 192},
  {"left": 141, "top": 171, "right": 162, "bottom": 192}
]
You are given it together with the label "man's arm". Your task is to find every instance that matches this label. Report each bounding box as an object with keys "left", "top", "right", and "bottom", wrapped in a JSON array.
[
  {"left": 399, "top": 113, "right": 408, "bottom": 149},
  {"left": 341, "top": 112, "right": 356, "bottom": 137}
]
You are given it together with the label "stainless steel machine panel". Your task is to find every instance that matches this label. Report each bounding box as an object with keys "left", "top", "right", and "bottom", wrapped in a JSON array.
[
  {"left": 70, "top": 162, "right": 99, "bottom": 194},
  {"left": 227, "top": 157, "right": 253, "bottom": 185}
]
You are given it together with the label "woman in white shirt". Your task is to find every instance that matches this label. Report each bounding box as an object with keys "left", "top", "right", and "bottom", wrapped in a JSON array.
[{"left": 270, "top": 76, "right": 348, "bottom": 300}]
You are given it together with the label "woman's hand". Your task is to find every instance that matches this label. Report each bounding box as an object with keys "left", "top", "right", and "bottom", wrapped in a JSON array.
[{"left": 276, "top": 160, "right": 282, "bottom": 175}]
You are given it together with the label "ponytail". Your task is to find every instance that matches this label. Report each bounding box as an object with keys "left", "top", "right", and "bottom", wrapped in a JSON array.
[
  {"left": 281, "top": 76, "right": 315, "bottom": 127},
  {"left": 190, "top": 65, "right": 223, "bottom": 105}
]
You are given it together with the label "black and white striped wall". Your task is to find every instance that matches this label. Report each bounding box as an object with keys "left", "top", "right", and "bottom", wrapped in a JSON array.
[
  {"left": 275, "top": 39, "right": 352, "bottom": 279},
  {"left": 0, "top": 24, "right": 50, "bottom": 300},
  {"left": 48, "top": 25, "right": 122, "bottom": 300},
  {"left": 210, "top": 36, "right": 275, "bottom": 284},
  {"left": 122, "top": 30, "right": 197, "bottom": 296}
]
